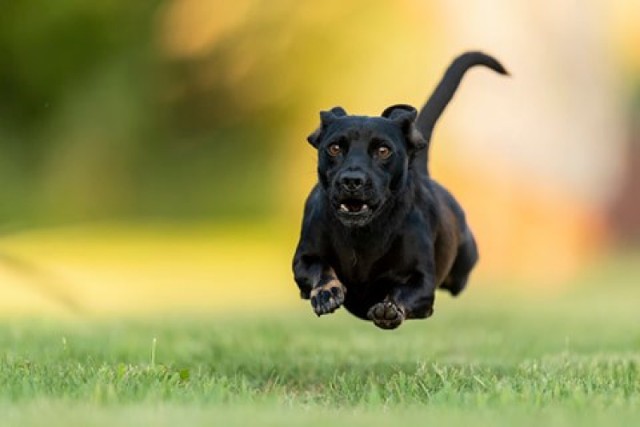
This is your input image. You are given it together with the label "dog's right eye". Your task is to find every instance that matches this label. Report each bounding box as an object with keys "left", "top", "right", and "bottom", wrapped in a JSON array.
[{"left": 327, "top": 144, "right": 342, "bottom": 157}]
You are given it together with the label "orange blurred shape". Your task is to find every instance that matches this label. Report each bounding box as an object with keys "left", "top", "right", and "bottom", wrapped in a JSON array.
[
  {"left": 159, "top": 0, "right": 252, "bottom": 59},
  {"left": 434, "top": 156, "right": 608, "bottom": 287}
]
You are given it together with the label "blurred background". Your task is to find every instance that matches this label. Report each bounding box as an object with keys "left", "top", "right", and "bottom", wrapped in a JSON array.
[{"left": 1, "top": 0, "right": 639, "bottom": 316}]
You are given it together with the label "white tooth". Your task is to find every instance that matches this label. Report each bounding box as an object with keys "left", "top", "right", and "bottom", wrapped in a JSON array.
[
  {"left": 339, "top": 204, "right": 349, "bottom": 212},
  {"left": 362, "top": 204, "right": 369, "bottom": 211}
]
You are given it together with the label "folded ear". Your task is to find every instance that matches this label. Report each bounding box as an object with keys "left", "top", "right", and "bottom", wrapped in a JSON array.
[
  {"left": 307, "top": 106, "right": 347, "bottom": 148},
  {"left": 381, "top": 104, "right": 417, "bottom": 123},
  {"left": 381, "top": 104, "right": 426, "bottom": 151}
]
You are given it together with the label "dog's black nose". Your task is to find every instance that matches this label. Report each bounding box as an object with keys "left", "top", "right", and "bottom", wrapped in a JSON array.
[{"left": 339, "top": 171, "right": 366, "bottom": 192}]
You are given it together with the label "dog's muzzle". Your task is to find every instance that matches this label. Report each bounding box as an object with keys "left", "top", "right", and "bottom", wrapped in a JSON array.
[{"left": 332, "top": 171, "right": 378, "bottom": 225}]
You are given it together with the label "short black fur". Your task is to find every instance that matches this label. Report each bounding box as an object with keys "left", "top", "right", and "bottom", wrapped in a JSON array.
[{"left": 293, "top": 51, "right": 508, "bottom": 329}]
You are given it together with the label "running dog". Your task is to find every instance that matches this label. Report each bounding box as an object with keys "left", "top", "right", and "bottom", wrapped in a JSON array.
[{"left": 293, "top": 52, "right": 508, "bottom": 329}]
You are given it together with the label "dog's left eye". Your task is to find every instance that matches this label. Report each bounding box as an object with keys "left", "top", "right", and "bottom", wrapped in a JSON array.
[
  {"left": 376, "top": 146, "right": 392, "bottom": 160},
  {"left": 327, "top": 144, "right": 342, "bottom": 157}
]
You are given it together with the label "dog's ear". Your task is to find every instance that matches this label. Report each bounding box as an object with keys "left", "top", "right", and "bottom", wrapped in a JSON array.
[
  {"left": 307, "top": 106, "right": 347, "bottom": 148},
  {"left": 381, "top": 104, "right": 427, "bottom": 151},
  {"left": 381, "top": 104, "right": 417, "bottom": 123}
]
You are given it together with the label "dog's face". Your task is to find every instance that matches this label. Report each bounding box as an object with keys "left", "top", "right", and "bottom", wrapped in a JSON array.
[{"left": 308, "top": 105, "right": 426, "bottom": 227}]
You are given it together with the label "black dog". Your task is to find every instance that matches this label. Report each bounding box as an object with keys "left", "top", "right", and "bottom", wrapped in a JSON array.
[{"left": 293, "top": 52, "right": 508, "bottom": 329}]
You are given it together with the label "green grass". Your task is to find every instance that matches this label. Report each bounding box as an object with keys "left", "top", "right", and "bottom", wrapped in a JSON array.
[{"left": 1, "top": 263, "right": 639, "bottom": 426}]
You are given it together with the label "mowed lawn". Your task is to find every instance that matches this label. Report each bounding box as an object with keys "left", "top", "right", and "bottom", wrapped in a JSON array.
[{"left": 1, "top": 257, "right": 639, "bottom": 427}]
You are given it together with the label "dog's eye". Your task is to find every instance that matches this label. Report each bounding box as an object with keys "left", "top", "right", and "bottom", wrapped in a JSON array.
[
  {"left": 327, "top": 144, "right": 342, "bottom": 157},
  {"left": 376, "top": 146, "right": 392, "bottom": 160}
]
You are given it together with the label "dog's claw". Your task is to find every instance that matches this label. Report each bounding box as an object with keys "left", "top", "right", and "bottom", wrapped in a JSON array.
[
  {"left": 367, "top": 301, "right": 405, "bottom": 330},
  {"left": 310, "top": 282, "right": 346, "bottom": 316}
]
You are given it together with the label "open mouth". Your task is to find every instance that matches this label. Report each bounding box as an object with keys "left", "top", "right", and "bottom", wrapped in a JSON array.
[{"left": 337, "top": 199, "right": 372, "bottom": 215}]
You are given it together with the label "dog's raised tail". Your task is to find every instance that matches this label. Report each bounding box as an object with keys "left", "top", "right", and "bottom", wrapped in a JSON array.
[{"left": 415, "top": 51, "right": 508, "bottom": 169}]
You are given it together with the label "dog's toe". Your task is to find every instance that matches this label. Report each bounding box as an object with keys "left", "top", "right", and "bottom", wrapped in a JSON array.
[{"left": 367, "top": 301, "right": 405, "bottom": 330}]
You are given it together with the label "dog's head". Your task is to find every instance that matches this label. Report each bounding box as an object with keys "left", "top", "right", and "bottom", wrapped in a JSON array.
[{"left": 307, "top": 105, "right": 426, "bottom": 227}]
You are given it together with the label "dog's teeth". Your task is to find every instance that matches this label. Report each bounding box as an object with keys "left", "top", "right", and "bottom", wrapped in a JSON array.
[
  {"left": 339, "top": 204, "right": 349, "bottom": 212},
  {"left": 362, "top": 204, "right": 369, "bottom": 211}
]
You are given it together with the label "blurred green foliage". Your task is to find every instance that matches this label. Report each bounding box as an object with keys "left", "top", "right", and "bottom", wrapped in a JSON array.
[{"left": 0, "top": 0, "right": 292, "bottom": 226}]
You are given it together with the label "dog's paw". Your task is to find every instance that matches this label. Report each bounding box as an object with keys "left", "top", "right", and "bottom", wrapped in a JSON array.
[
  {"left": 310, "top": 280, "right": 346, "bottom": 316},
  {"left": 367, "top": 301, "right": 405, "bottom": 330}
]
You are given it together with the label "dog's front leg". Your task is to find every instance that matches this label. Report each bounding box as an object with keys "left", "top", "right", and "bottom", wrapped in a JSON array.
[
  {"left": 368, "top": 272, "right": 436, "bottom": 330},
  {"left": 293, "top": 255, "right": 346, "bottom": 316}
]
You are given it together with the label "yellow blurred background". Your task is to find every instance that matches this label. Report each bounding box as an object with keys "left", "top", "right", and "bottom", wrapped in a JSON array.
[{"left": 1, "top": 1, "right": 639, "bottom": 315}]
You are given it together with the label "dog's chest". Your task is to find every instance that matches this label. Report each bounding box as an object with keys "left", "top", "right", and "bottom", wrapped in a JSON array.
[
  {"left": 331, "top": 238, "right": 409, "bottom": 288},
  {"left": 333, "top": 252, "right": 376, "bottom": 285}
]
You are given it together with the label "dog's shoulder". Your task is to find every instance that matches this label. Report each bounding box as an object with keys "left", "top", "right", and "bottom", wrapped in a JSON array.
[
  {"left": 297, "top": 184, "right": 331, "bottom": 251},
  {"left": 302, "top": 184, "right": 324, "bottom": 217}
]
